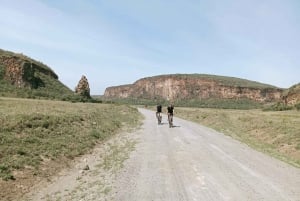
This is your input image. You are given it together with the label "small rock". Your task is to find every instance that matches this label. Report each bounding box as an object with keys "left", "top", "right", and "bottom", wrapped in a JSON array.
[{"left": 83, "top": 165, "right": 90, "bottom": 171}]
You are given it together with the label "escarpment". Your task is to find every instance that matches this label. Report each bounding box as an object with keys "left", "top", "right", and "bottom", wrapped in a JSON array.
[
  {"left": 0, "top": 50, "right": 58, "bottom": 88},
  {"left": 282, "top": 83, "right": 300, "bottom": 105},
  {"left": 0, "top": 49, "right": 74, "bottom": 99},
  {"left": 104, "top": 74, "right": 283, "bottom": 103}
]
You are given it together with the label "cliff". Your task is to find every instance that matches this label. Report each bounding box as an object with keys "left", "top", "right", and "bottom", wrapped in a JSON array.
[
  {"left": 0, "top": 49, "right": 58, "bottom": 88},
  {"left": 283, "top": 83, "right": 300, "bottom": 105},
  {"left": 104, "top": 74, "right": 283, "bottom": 103},
  {"left": 0, "top": 49, "right": 74, "bottom": 99}
]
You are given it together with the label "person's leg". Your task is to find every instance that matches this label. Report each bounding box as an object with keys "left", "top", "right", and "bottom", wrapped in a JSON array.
[
  {"left": 168, "top": 114, "right": 172, "bottom": 127},
  {"left": 158, "top": 112, "right": 162, "bottom": 124},
  {"left": 156, "top": 112, "right": 161, "bottom": 124}
]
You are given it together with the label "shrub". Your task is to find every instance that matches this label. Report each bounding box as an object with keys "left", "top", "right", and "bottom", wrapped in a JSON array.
[{"left": 263, "top": 103, "right": 293, "bottom": 111}]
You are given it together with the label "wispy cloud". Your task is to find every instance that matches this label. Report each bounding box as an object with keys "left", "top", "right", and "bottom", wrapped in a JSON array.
[{"left": 0, "top": 0, "right": 299, "bottom": 94}]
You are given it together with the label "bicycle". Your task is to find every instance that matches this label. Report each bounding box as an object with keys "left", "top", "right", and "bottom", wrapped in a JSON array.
[{"left": 167, "top": 104, "right": 174, "bottom": 128}]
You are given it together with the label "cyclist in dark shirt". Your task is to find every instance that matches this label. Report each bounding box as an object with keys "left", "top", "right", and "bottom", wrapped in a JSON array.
[
  {"left": 156, "top": 104, "right": 162, "bottom": 124},
  {"left": 167, "top": 104, "right": 174, "bottom": 128}
]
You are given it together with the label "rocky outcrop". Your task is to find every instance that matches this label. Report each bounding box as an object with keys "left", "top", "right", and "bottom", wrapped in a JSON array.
[
  {"left": 104, "top": 74, "right": 283, "bottom": 102},
  {"left": 75, "top": 75, "right": 91, "bottom": 98},
  {"left": 0, "top": 54, "right": 58, "bottom": 88},
  {"left": 0, "top": 49, "right": 76, "bottom": 100},
  {"left": 282, "top": 83, "right": 300, "bottom": 105}
]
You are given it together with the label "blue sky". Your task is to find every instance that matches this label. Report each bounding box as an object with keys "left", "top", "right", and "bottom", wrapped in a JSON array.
[{"left": 0, "top": 0, "right": 299, "bottom": 94}]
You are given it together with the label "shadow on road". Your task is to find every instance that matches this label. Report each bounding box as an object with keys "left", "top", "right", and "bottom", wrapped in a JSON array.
[{"left": 157, "top": 122, "right": 181, "bottom": 128}]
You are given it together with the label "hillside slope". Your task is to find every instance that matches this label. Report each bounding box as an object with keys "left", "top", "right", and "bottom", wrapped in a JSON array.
[
  {"left": 0, "top": 49, "right": 75, "bottom": 99},
  {"left": 104, "top": 74, "right": 283, "bottom": 107},
  {"left": 283, "top": 83, "right": 300, "bottom": 106}
]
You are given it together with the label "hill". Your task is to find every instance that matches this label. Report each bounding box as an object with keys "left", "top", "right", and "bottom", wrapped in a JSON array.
[
  {"left": 0, "top": 49, "right": 76, "bottom": 100},
  {"left": 283, "top": 83, "right": 300, "bottom": 105},
  {"left": 104, "top": 74, "right": 284, "bottom": 109}
]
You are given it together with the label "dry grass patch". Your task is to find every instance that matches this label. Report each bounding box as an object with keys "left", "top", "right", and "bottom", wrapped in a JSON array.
[
  {"left": 0, "top": 97, "right": 141, "bottom": 201},
  {"left": 175, "top": 107, "right": 300, "bottom": 167}
]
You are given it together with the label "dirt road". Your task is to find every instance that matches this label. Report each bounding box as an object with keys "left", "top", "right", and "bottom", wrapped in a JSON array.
[
  {"left": 26, "top": 108, "right": 300, "bottom": 201},
  {"left": 116, "top": 108, "right": 300, "bottom": 201}
]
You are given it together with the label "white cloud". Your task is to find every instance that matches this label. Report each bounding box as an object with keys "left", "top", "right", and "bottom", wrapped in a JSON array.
[{"left": 0, "top": 0, "right": 299, "bottom": 94}]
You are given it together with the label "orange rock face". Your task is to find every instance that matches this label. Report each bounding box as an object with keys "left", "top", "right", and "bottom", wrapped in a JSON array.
[
  {"left": 0, "top": 56, "right": 27, "bottom": 87},
  {"left": 104, "top": 75, "right": 283, "bottom": 102},
  {"left": 0, "top": 55, "right": 58, "bottom": 88},
  {"left": 284, "top": 84, "right": 300, "bottom": 105}
]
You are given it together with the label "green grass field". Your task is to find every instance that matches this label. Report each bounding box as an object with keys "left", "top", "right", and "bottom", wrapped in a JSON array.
[
  {"left": 104, "top": 97, "right": 263, "bottom": 110},
  {"left": 175, "top": 107, "right": 300, "bottom": 167},
  {"left": 0, "top": 98, "right": 142, "bottom": 181}
]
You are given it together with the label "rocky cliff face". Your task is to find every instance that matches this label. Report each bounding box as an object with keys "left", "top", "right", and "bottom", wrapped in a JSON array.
[
  {"left": 75, "top": 75, "right": 91, "bottom": 98},
  {"left": 0, "top": 53, "right": 58, "bottom": 88},
  {"left": 104, "top": 74, "right": 283, "bottom": 102},
  {"left": 282, "top": 83, "right": 300, "bottom": 105},
  {"left": 0, "top": 49, "right": 75, "bottom": 100}
]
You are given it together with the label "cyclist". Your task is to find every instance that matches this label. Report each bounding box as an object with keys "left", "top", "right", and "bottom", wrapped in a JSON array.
[
  {"left": 156, "top": 104, "right": 162, "bottom": 124},
  {"left": 167, "top": 104, "right": 174, "bottom": 128}
]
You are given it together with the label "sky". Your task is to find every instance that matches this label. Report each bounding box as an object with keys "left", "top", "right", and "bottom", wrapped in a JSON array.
[{"left": 0, "top": 0, "right": 299, "bottom": 95}]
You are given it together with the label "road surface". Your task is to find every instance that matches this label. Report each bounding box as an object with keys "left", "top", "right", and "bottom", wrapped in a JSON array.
[
  {"left": 116, "top": 108, "right": 300, "bottom": 201},
  {"left": 26, "top": 108, "right": 300, "bottom": 201}
]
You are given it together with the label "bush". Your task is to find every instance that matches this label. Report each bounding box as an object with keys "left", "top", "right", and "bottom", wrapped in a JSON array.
[
  {"left": 263, "top": 103, "right": 293, "bottom": 111},
  {"left": 106, "top": 97, "right": 262, "bottom": 109},
  {"left": 0, "top": 165, "right": 15, "bottom": 181}
]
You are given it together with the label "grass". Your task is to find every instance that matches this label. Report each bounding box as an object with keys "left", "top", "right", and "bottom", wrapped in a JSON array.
[
  {"left": 107, "top": 97, "right": 263, "bottom": 109},
  {"left": 175, "top": 107, "right": 300, "bottom": 167},
  {"left": 0, "top": 49, "right": 87, "bottom": 101},
  {"left": 101, "top": 139, "right": 137, "bottom": 172},
  {"left": 0, "top": 72, "right": 79, "bottom": 101},
  {"left": 0, "top": 97, "right": 141, "bottom": 181},
  {"left": 263, "top": 102, "right": 294, "bottom": 111},
  {"left": 43, "top": 132, "right": 138, "bottom": 201},
  {"left": 0, "top": 72, "right": 99, "bottom": 103}
]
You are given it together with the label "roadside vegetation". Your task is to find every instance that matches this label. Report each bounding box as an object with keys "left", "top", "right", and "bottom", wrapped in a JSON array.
[
  {"left": 263, "top": 102, "right": 295, "bottom": 111},
  {"left": 0, "top": 74, "right": 78, "bottom": 101},
  {"left": 0, "top": 77, "right": 101, "bottom": 103},
  {"left": 0, "top": 97, "right": 141, "bottom": 201},
  {"left": 104, "top": 97, "right": 263, "bottom": 110},
  {"left": 175, "top": 107, "right": 300, "bottom": 167}
]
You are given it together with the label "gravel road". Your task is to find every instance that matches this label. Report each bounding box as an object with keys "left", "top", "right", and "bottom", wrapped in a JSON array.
[
  {"left": 26, "top": 108, "right": 300, "bottom": 201},
  {"left": 116, "top": 108, "right": 300, "bottom": 201}
]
